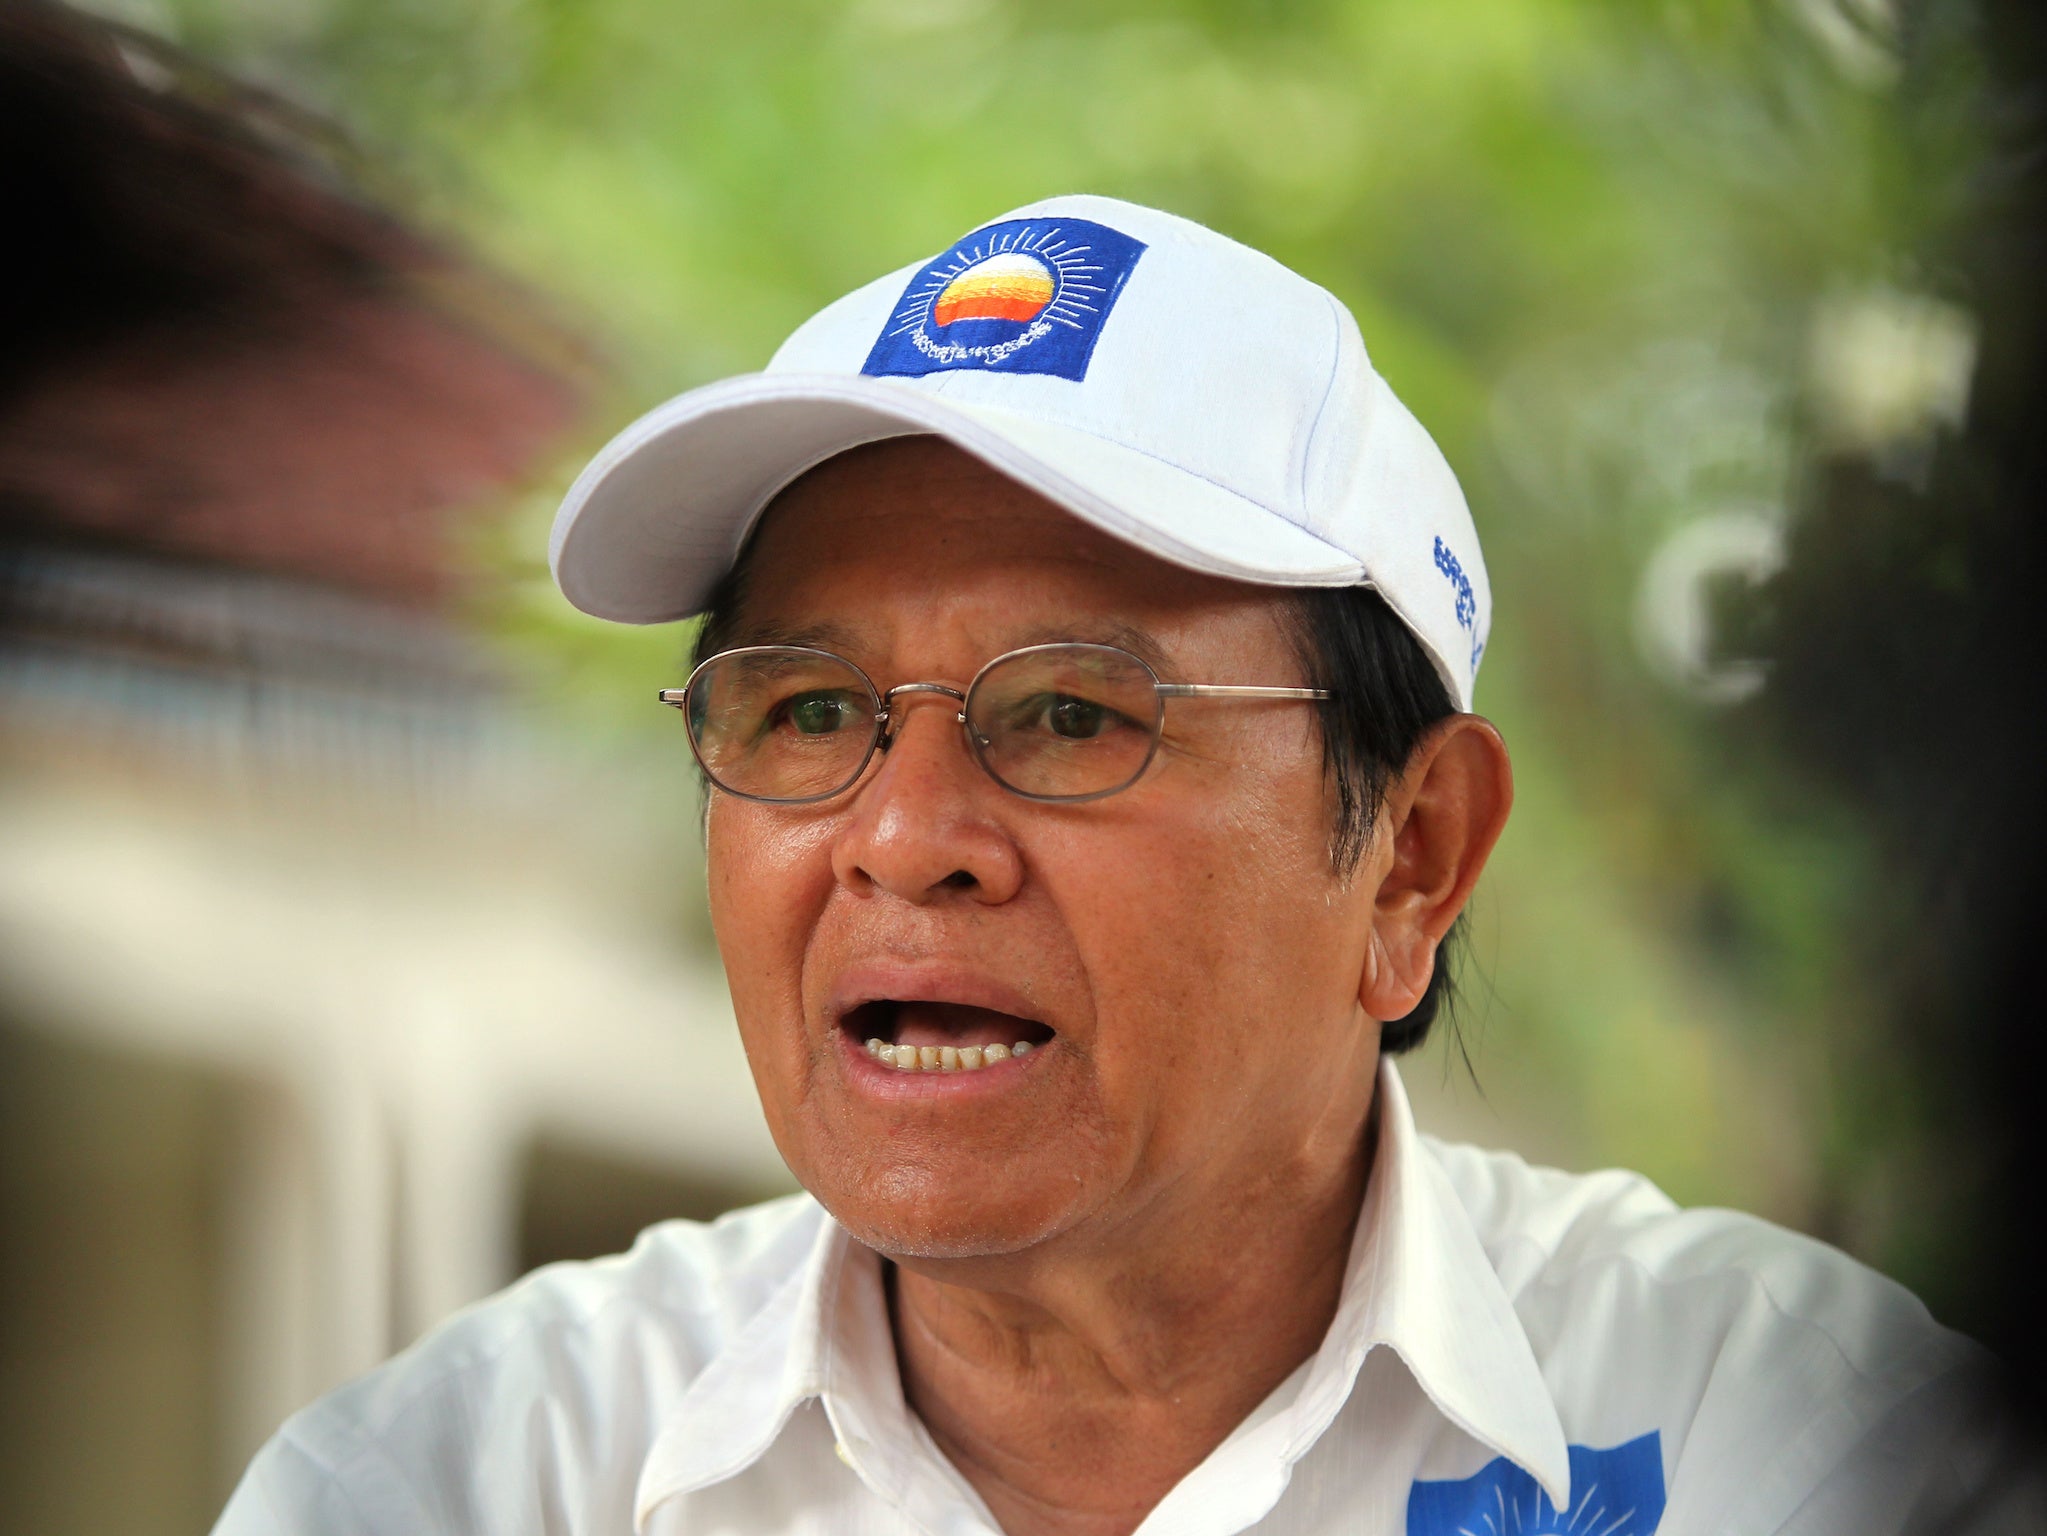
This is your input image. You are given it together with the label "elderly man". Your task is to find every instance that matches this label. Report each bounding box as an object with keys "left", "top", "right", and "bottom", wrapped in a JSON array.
[{"left": 217, "top": 197, "right": 2015, "bottom": 1535}]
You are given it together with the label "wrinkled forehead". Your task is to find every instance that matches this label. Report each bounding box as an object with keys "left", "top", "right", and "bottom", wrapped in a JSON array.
[
  {"left": 749, "top": 435, "right": 1164, "bottom": 582},
  {"left": 719, "top": 437, "right": 1302, "bottom": 672}
]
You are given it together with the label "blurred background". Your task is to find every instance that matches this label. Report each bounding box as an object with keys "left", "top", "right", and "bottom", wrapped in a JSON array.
[{"left": 1, "top": 0, "right": 2039, "bottom": 1528}]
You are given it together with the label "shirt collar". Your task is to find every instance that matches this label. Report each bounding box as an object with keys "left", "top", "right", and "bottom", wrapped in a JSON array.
[
  {"left": 634, "top": 1057, "right": 1569, "bottom": 1529},
  {"left": 1301, "top": 1058, "right": 1569, "bottom": 1504},
  {"left": 631, "top": 1211, "right": 834, "bottom": 1526}
]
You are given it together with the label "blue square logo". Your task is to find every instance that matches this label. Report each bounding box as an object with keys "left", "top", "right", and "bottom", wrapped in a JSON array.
[
  {"left": 1407, "top": 1433, "right": 1666, "bottom": 1536},
  {"left": 861, "top": 217, "right": 1146, "bottom": 383}
]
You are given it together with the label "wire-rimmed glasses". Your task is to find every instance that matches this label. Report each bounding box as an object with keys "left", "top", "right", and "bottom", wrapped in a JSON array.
[{"left": 659, "top": 642, "right": 1331, "bottom": 805}]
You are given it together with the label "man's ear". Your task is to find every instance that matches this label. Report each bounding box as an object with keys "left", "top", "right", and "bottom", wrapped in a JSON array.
[{"left": 1358, "top": 716, "right": 1514, "bottom": 1022}]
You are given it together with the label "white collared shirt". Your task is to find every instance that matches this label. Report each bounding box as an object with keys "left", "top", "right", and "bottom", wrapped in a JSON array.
[{"left": 214, "top": 1062, "right": 2029, "bottom": 1535}]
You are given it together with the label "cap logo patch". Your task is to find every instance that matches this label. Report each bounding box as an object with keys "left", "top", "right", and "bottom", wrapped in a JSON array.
[{"left": 862, "top": 218, "right": 1146, "bottom": 382}]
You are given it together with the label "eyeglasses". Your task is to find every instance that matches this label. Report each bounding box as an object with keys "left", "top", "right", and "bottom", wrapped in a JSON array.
[{"left": 660, "top": 642, "right": 1331, "bottom": 805}]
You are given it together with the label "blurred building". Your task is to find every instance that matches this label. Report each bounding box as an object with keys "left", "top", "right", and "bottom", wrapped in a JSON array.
[{"left": 0, "top": 7, "right": 788, "bottom": 1530}]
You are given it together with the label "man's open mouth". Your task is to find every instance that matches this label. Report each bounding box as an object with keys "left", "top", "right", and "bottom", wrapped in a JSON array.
[{"left": 841, "top": 1000, "right": 1056, "bottom": 1074}]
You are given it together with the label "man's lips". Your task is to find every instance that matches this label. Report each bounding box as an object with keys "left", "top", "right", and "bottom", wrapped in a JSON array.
[
  {"left": 828, "top": 965, "right": 1058, "bottom": 1073},
  {"left": 859, "top": 1001, "right": 1053, "bottom": 1050}
]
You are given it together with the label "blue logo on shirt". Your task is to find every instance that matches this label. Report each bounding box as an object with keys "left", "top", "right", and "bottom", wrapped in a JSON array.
[
  {"left": 861, "top": 217, "right": 1146, "bottom": 383},
  {"left": 1407, "top": 1433, "right": 1665, "bottom": 1536}
]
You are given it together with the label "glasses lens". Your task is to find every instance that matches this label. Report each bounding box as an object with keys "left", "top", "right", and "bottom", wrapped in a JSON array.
[
  {"left": 686, "top": 648, "right": 879, "bottom": 802},
  {"left": 968, "top": 645, "right": 1163, "bottom": 801}
]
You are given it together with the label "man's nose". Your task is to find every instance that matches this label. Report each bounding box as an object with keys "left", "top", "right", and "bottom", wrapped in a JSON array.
[{"left": 829, "top": 699, "right": 1023, "bottom": 905}]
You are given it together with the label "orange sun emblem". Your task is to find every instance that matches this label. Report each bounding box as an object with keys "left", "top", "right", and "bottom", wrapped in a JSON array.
[{"left": 932, "top": 252, "right": 1057, "bottom": 327}]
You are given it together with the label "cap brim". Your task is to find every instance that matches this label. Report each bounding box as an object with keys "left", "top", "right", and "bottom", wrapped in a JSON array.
[{"left": 549, "top": 373, "right": 1365, "bottom": 624}]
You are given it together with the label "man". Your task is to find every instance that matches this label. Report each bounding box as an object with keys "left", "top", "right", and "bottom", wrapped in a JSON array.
[{"left": 217, "top": 197, "right": 2022, "bottom": 1534}]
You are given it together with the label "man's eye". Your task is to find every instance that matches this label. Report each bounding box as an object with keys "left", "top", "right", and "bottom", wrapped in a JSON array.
[
  {"left": 785, "top": 694, "right": 852, "bottom": 735},
  {"left": 1044, "top": 695, "right": 1113, "bottom": 740}
]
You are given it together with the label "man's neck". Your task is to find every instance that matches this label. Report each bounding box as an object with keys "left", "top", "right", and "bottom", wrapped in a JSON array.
[{"left": 886, "top": 1095, "right": 1378, "bottom": 1536}]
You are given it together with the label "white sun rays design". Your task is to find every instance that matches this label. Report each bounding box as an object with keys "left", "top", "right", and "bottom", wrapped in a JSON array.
[
  {"left": 887, "top": 224, "right": 1109, "bottom": 337},
  {"left": 1453, "top": 1479, "right": 1642, "bottom": 1536}
]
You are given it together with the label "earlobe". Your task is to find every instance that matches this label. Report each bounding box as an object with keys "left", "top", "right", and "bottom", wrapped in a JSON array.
[
  {"left": 1355, "top": 716, "right": 1512, "bottom": 1022},
  {"left": 1358, "top": 924, "right": 1439, "bottom": 1022}
]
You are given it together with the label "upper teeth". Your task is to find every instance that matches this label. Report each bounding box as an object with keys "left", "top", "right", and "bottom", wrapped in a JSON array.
[{"left": 866, "top": 1037, "right": 1036, "bottom": 1072}]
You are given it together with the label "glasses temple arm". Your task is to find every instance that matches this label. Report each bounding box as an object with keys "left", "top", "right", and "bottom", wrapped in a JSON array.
[{"left": 1155, "top": 684, "right": 1331, "bottom": 700}]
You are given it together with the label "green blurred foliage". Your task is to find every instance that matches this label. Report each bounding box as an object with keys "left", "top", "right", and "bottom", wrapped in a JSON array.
[{"left": 112, "top": 0, "right": 1988, "bottom": 1310}]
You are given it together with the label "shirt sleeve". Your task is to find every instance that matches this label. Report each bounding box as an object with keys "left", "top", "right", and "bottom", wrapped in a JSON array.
[
  {"left": 1770, "top": 1364, "right": 2047, "bottom": 1536},
  {"left": 213, "top": 1432, "right": 376, "bottom": 1536}
]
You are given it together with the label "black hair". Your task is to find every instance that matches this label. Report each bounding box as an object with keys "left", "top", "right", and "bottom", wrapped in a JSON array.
[
  {"left": 691, "top": 527, "right": 1464, "bottom": 1056},
  {"left": 1281, "top": 585, "right": 1463, "bottom": 1054}
]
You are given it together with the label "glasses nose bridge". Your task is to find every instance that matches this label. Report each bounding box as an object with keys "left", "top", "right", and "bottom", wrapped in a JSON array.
[{"left": 875, "top": 681, "right": 970, "bottom": 751}]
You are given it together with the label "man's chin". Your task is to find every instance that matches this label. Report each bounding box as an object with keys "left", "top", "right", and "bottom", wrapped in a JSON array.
[{"left": 818, "top": 1167, "right": 1084, "bottom": 1264}]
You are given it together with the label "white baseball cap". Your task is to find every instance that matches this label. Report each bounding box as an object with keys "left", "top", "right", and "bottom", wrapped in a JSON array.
[{"left": 549, "top": 194, "right": 1492, "bottom": 708}]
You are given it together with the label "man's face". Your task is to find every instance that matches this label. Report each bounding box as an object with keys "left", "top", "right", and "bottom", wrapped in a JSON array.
[{"left": 706, "top": 438, "right": 1383, "bottom": 1263}]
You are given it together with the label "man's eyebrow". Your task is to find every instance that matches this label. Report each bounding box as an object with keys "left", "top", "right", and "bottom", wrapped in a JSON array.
[
  {"left": 717, "top": 619, "right": 872, "bottom": 654},
  {"left": 1009, "top": 621, "right": 1182, "bottom": 678},
  {"left": 713, "top": 617, "right": 1184, "bottom": 676}
]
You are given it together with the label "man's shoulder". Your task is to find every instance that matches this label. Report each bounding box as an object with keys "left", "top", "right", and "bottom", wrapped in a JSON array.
[
  {"left": 1421, "top": 1134, "right": 1973, "bottom": 1387},
  {"left": 232, "top": 1191, "right": 824, "bottom": 1521},
  {"left": 1418, "top": 1135, "right": 2013, "bottom": 1529}
]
